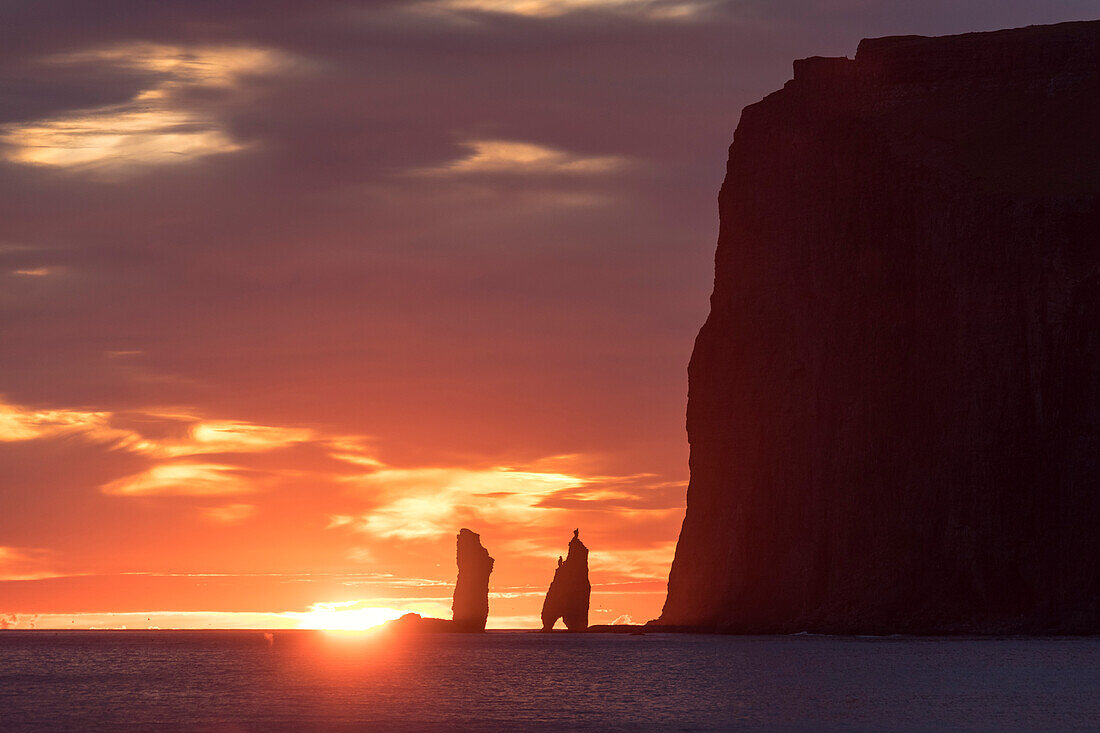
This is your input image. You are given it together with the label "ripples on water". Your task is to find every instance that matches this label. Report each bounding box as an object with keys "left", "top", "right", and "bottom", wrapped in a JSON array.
[{"left": 0, "top": 631, "right": 1097, "bottom": 731}]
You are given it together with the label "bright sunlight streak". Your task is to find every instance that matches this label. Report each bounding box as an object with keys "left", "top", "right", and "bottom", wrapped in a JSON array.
[{"left": 295, "top": 601, "right": 406, "bottom": 631}]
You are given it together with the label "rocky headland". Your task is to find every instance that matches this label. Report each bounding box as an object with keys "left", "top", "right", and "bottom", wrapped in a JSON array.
[{"left": 658, "top": 21, "right": 1100, "bottom": 634}]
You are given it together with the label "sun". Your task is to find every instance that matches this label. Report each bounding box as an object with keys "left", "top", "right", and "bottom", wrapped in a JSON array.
[{"left": 296, "top": 601, "right": 406, "bottom": 631}]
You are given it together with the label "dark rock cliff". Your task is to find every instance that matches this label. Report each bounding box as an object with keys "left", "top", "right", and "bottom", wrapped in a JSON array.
[
  {"left": 452, "top": 528, "right": 494, "bottom": 631},
  {"left": 659, "top": 21, "right": 1100, "bottom": 634},
  {"left": 542, "top": 529, "right": 591, "bottom": 631}
]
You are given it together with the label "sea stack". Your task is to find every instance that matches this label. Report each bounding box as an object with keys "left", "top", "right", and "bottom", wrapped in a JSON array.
[
  {"left": 659, "top": 21, "right": 1100, "bottom": 634},
  {"left": 451, "top": 528, "right": 494, "bottom": 631},
  {"left": 541, "top": 529, "right": 591, "bottom": 631}
]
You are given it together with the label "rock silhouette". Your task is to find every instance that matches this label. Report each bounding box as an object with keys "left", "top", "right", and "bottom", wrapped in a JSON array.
[
  {"left": 659, "top": 21, "right": 1100, "bottom": 634},
  {"left": 381, "top": 613, "right": 453, "bottom": 633},
  {"left": 376, "top": 528, "right": 493, "bottom": 633},
  {"left": 541, "top": 529, "right": 591, "bottom": 631},
  {"left": 451, "top": 528, "right": 494, "bottom": 632}
]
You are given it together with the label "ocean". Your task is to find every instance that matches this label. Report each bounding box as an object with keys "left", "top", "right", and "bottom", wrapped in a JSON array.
[{"left": 0, "top": 631, "right": 1097, "bottom": 731}]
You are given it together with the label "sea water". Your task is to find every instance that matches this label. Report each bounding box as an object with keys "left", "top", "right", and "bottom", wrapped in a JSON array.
[{"left": 0, "top": 631, "right": 1097, "bottom": 730}]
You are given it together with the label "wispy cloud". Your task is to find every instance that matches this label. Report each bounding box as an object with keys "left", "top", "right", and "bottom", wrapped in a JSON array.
[
  {"left": 198, "top": 503, "right": 256, "bottom": 524},
  {"left": 179, "top": 422, "right": 315, "bottom": 455},
  {"left": 426, "top": 0, "right": 717, "bottom": 19},
  {"left": 1, "top": 43, "right": 299, "bottom": 174},
  {"left": 0, "top": 398, "right": 328, "bottom": 497},
  {"left": 334, "top": 466, "right": 584, "bottom": 539},
  {"left": 589, "top": 541, "right": 679, "bottom": 580},
  {"left": 0, "top": 400, "right": 125, "bottom": 443},
  {"left": 417, "top": 139, "right": 629, "bottom": 177},
  {"left": 0, "top": 546, "right": 73, "bottom": 581},
  {"left": 101, "top": 462, "right": 253, "bottom": 496}
]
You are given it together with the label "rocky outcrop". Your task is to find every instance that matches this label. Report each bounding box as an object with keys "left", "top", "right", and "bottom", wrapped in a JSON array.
[
  {"left": 379, "top": 613, "right": 455, "bottom": 633},
  {"left": 541, "top": 530, "right": 591, "bottom": 631},
  {"left": 376, "top": 528, "right": 494, "bottom": 634},
  {"left": 659, "top": 21, "right": 1100, "bottom": 634},
  {"left": 451, "top": 528, "right": 494, "bottom": 631}
]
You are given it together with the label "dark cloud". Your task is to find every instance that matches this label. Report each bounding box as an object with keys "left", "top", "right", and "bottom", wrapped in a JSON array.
[{"left": 3, "top": 0, "right": 1092, "bottom": 464}]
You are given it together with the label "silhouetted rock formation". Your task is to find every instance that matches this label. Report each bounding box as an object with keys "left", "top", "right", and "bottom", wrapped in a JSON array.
[
  {"left": 451, "top": 528, "right": 494, "bottom": 632},
  {"left": 375, "top": 528, "right": 494, "bottom": 634},
  {"left": 660, "top": 21, "right": 1100, "bottom": 634},
  {"left": 541, "top": 529, "right": 591, "bottom": 631},
  {"left": 378, "top": 613, "right": 454, "bottom": 633}
]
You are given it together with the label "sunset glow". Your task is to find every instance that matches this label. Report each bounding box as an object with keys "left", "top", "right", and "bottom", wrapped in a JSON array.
[
  {"left": 4, "top": 0, "right": 1080, "bottom": 635},
  {"left": 2, "top": 3, "right": 1096, "bottom": 731},
  {"left": 295, "top": 601, "right": 407, "bottom": 631}
]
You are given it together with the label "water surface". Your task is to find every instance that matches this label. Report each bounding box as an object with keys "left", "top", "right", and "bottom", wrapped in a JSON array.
[{"left": 1, "top": 631, "right": 1096, "bottom": 730}]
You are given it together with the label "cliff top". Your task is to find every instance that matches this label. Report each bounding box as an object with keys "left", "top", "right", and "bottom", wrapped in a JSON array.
[{"left": 792, "top": 19, "right": 1100, "bottom": 84}]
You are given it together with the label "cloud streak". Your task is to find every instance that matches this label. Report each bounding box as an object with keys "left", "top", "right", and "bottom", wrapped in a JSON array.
[
  {"left": 0, "top": 546, "right": 85, "bottom": 582},
  {"left": 1, "top": 43, "right": 299, "bottom": 175}
]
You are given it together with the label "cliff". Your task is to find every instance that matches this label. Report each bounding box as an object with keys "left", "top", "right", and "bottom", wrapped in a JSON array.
[
  {"left": 541, "top": 529, "right": 591, "bottom": 631},
  {"left": 452, "top": 528, "right": 494, "bottom": 631},
  {"left": 659, "top": 21, "right": 1100, "bottom": 634}
]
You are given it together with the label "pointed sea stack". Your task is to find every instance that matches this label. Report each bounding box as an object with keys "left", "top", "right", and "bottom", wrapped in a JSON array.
[
  {"left": 451, "top": 528, "right": 494, "bottom": 632},
  {"left": 541, "top": 529, "right": 591, "bottom": 631},
  {"left": 659, "top": 21, "right": 1100, "bottom": 634}
]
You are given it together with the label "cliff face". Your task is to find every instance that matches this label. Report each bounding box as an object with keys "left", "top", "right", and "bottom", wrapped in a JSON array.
[
  {"left": 451, "top": 528, "right": 494, "bottom": 632},
  {"left": 660, "top": 21, "right": 1100, "bottom": 634},
  {"left": 542, "top": 530, "right": 591, "bottom": 631}
]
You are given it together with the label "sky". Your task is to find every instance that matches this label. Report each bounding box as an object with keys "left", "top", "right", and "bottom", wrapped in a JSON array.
[{"left": 1, "top": 0, "right": 1096, "bottom": 630}]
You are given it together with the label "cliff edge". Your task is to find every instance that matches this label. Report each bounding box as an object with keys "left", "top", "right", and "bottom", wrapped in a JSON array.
[{"left": 658, "top": 20, "right": 1100, "bottom": 634}]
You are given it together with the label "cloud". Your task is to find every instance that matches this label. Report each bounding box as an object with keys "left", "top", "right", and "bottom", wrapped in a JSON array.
[
  {"left": 335, "top": 465, "right": 585, "bottom": 539},
  {"left": 0, "top": 400, "right": 125, "bottom": 443},
  {"left": 0, "top": 398, "right": 335, "bottom": 497},
  {"left": 0, "top": 613, "right": 37, "bottom": 629},
  {"left": 3, "top": 104, "right": 243, "bottom": 172},
  {"left": 0, "top": 400, "right": 327, "bottom": 461},
  {"left": 199, "top": 503, "right": 256, "bottom": 524},
  {"left": 589, "top": 541, "right": 679, "bottom": 580},
  {"left": 0, "top": 546, "right": 70, "bottom": 581},
  {"left": 424, "top": 0, "right": 719, "bottom": 19},
  {"left": 181, "top": 422, "right": 315, "bottom": 455},
  {"left": 0, "top": 401, "right": 192, "bottom": 454},
  {"left": 101, "top": 462, "right": 253, "bottom": 496},
  {"left": 319, "top": 438, "right": 384, "bottom": 469},
  {"left": 325, "top": 457, "right": 682, "bottom": 589},
  {"left": 417, "top": 139, "right": 630, "bottom": 176},
  {"left": 1, "top": 43, "right": 299, "bottom": 175}
]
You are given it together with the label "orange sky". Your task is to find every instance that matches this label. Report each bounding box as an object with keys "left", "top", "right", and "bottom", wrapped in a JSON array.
[
  {"left": 0, "top": 399, "right": 685, "bottom": 628},
  {"left": 0, "top": 0, "right": 1085, "bottom": 630}
]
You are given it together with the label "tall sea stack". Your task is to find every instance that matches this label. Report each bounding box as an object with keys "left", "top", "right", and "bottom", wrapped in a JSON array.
[
  {"left": 660, "top": 21, "right": 1100, "bottom": 634},
  {"left": 452, "top": 528, "right": 494, "bottom": 632},
  {"left": 541, "top": 529, "right": 591, "bottom": 631}
]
